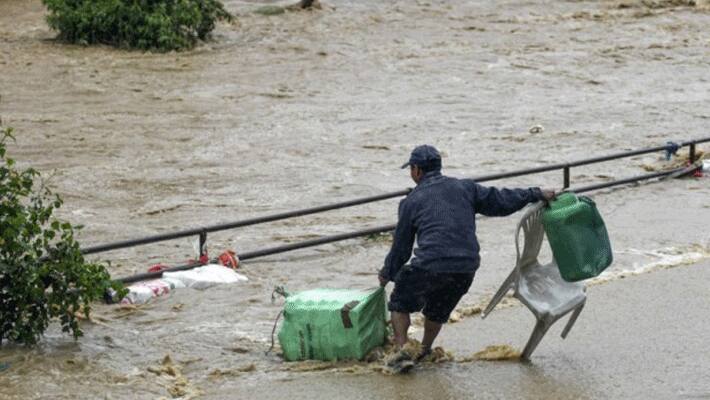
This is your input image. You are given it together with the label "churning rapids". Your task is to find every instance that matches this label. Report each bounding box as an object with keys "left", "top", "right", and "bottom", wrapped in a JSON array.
[{"left": 1, "top": 0, "right": 709, "bottom": 398}]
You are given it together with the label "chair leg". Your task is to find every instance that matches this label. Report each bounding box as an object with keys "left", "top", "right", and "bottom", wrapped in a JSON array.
[
  {"left": 482, "top": 272, "right": 515, "bottom": 319},
  {"left": 521, "top": 318, "right": 551, "bottom": 360},
  {"left": 561, "top": 302, "right": 585, "bottom": 339}
]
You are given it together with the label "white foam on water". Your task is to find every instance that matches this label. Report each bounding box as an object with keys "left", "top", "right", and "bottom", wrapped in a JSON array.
[{"left": 591, "top": 244, "right": 710, "bottom": 285}]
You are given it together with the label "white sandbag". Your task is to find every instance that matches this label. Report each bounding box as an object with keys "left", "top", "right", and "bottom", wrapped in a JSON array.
[
  {"left": 121, "top": 285, "right": 154, "bottom": 305},
  {"left": 121, "top": 279, "right": 172, "bottom": 305},
  {"left": 163, "top": 264, "right": 248, "bottom": 290},
  {"left": 161, "top": 276, "right": 187, "bottom": 289}
]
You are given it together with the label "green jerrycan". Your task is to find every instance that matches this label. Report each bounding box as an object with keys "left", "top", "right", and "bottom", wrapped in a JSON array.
[{"left": 542, "top": 192, "right": 613, "bottom": 282}]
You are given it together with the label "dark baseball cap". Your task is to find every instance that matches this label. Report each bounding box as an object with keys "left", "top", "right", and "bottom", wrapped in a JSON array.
[{"left": 401, "top": 145, "right": 442, "bottom": 171}]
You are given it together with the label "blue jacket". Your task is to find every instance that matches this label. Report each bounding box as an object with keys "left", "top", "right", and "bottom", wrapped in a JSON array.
[{"left": 379, "top": 171, "right": 544, "bottom": 281}]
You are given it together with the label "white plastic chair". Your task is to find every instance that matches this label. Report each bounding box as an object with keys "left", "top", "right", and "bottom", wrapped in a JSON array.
[{"left": 482, "top": 202, "right": 586, "bottom": 360}]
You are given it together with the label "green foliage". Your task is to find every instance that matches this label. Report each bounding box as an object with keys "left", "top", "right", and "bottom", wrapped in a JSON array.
[
  {"left": 0, "top": 127, "right": 126, "bottom": 345},
  {"left": 42, "top": 0, "right": 233, "bottom": 51}
]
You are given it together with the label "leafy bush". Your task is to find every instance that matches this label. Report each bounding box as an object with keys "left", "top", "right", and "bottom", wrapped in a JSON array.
[
  {"left": 42, "top": 0, "right": 233, "bottom": 51},
  {"left": 0, "top": 127, "right": 125, "bottom": 345}
]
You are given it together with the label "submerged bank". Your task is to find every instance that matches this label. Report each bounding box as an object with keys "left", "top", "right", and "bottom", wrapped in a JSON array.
[{"left": 1, "top": 0, "right": 710, "bottom": 398}]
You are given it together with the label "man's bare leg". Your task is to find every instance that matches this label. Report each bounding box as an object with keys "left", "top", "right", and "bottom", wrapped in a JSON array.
[
  {"left": 421, "top": 318, "right": 443, "bottom": 351},
  {"left": 391, "top": 311, "right": 411, "bottom": 348},
  {"left": 386, "top": 311, "right": 416, "bottom": 373}
]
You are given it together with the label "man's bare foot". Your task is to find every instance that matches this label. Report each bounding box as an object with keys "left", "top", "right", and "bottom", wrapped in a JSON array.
[{"left": 384, "top": 349, "right": 415, "bottom": 374}]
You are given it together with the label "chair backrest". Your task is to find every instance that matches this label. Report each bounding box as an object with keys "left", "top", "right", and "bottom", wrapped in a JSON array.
[
  {"left": 514, "top": 202, "right": 546, "bottom": 274},
  {"left": 513, "top": 202, "right": 586, "bottom": 319}
]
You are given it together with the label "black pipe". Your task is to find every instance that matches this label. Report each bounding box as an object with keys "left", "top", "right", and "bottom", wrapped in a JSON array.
[
  {"left": 568, "top": 144, "right": 669, "bottom": 167},
  {"left": 683, "top": 137, "right": 710, "bottom": 146},
  {"left": 117, "top": 262, "right": 202, "bottom": 285},
  {"left": 82, "top": 189, "right": 410, "bottom": 255},
  {"left": 238, "top": 224, "right": 397, "bottom": 261},
  {"left": 472, "top": 137, "right": 710, "bottom": 182},
  {"left": 116, "top": 224, "right": 396, "bottom": 284},
  {"left": 113, "top": 164, "right": 698, "bottom": 285},
  {"left": 572, "top": 166, "right": 688, "bottom": 194},
  {"left": 87, "top": 136, "right": 710, "bottom": 256},
  {"left": 690, "top": 144, "right": 696, "bottom": 164}
]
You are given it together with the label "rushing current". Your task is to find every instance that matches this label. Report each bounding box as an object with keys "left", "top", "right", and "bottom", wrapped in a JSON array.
[{"left": 1, "top": 0, "right": 709, "bottom": 398}]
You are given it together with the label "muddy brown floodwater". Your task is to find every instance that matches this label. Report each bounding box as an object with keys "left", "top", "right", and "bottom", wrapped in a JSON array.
[{"left": 1, "top": 0, "right": 710, "bottom": 399}]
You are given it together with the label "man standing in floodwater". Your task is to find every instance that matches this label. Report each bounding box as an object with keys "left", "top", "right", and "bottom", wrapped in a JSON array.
[{"left": 379, "top": 145, "right": 555, "bottom": 372}]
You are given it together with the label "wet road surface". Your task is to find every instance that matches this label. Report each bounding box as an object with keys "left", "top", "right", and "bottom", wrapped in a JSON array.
[{"left": 1, "top": 0, "right": 709, "bottom": 398}]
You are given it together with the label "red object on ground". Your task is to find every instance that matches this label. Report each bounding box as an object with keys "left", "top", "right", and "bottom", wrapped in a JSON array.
[
  {"left": 199, "top": 252, "right": 210, "bottom": 265},
  {"left": 688, "top": 161, "right": 703, "bottom": 178},
  {"left": 184, "top": 252, "right": 210, "bottom": 266},
  {"left": 217, "top": 250, "right": 240, "bottom": 269},
  {"left": 147, "top": 263, "right": 169, "bottom": 273}
]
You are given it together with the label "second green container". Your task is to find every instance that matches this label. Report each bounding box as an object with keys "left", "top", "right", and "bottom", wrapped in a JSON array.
[
  {"left": 542, "top": 192, "right": 613, "bottom": 282},
  {"left": 277, "top": 287, "right": 387, "bottom": 361}
]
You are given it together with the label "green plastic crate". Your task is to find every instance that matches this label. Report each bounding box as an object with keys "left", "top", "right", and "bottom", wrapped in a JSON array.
[
  {"left": 542, "top": 192, "right": 613, "bottom": 282},
  {"left": 277, "top": 287, "right": 387, "bottom": 362}
]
